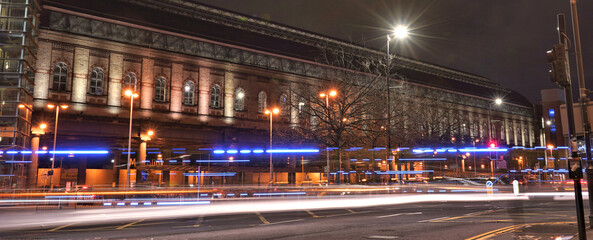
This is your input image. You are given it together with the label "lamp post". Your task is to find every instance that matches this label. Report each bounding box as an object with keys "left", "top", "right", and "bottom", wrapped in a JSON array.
[
  {"left": 488, "top": 98, "right": 503, "bottom": 141},
  {"left": 47, "top": 103, "right": 68, "bottom": 191},
  {"left": 386, "top": 25, "right": 408, "bottom": 178},
  {"left": 264, "top": 108, "right": 279, "bottom": 185},
  {"left": 124, "top": 89, "right": 139, "bottom": 190},
  {"left": 320, "top": 90, "right": 336, "bottom": 185}
]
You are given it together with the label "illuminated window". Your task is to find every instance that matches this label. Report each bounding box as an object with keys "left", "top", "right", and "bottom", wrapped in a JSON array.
[
  {"left": 89, "top": 67, "right": 104, "bottom": 95},
  {"left": 183, "top": 80, "right": 195, "bottom": 105},
  {"left": 210, "top": 84, "right": 221, "bottom": 108},
  {"left": 154, "top": 77, "right": 166, "bottom": 102},
  {"left": 279, "top": 93, "right": 289, "bottom": 115},
  {"left": 53, "top": 62, "right": 68, "bottom": 91},
  {"left": 234, "top": 88, "right": 245, "bottom": 111},
  {"left": 123, "top": 72, "right": 137, "bottom": 91},
  {"left": 258, "top": 91, "right": 267, "bottom": 113}
]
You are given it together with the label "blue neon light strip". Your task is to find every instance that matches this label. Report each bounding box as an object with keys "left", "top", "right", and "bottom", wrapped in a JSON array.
[
  {"left": 5, "top": 161, "right": 32, "bottom": 163},
  {"left": 266, "top": 149, "right": 319, "bottom": 153},
  {"left": 183, "top": 172, "right": 237, "bottom": 177},
  {"left": 213, "top": 150, "right": 225, "bottom": 154},
  {"left": 172, "top": 148, "right": 186, "bottom": 150},
  {"left": 195, "top": 160, "right": 249, "bottom": 163},
  {"left": 240, "top": 150, "right": 251, "bottom": 154},
  {"left": 399, "top": 158, "right": 447, "bottom": 161},
  {"left": 50, "top": 150, "right": 109, "bottom": 154},
  {"left": 226, "top": 150, "right": 238, "bottom": 154},
  {"left": 253, "top": 149, "right": 264, "bottom": 153}
]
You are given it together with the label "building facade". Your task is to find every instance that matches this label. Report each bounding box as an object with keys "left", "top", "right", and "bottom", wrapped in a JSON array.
[{"left": 1, "top": 0, "right": 539, "bottom": 188}]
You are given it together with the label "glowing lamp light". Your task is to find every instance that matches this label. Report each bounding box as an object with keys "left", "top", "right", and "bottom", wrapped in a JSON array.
[
  {"left": 47, "top": 104, "right": 55, "bottom": 109},
  {"left": 489, "top": 142, "right": 497, "bottom": 148},
  {"left": 494, "top": 98, "right": 503, "bottom": 105},
  {"left": 147, "top": 130, "right": 154, "bottom": 136},
  {"left": 60, "top": 105, "right": 68, "bottom": 109},
  {"left": 39, "top": 123, "right": 47, "bottom": 130},
  {"left": 547, "top": 145, "right": 554, "bottom": 150},
  {"left": 18, "top": 104, "right": 25, "bottom": 109},
  {"left": 329, "top": 90, "right": 337, "bottom": 97},
  {"left": 124, "top": 89, "right": 139, "bottom": 98},
  {"left": 393, "top": 25, "right": 409, "bottom": 39},
  {"left": 237, "top": 92, "right": 244, "bottom": 99}
]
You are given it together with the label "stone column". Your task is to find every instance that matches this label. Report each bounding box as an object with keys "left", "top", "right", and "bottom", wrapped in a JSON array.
[
  {"left": 108, "top": 53, "right": 123, "bottom": 106},
  {"left": 170, "top": 63, "right": 183, "bottom": 112},
  {"left": 198, "top": 67, "right": 211, "bottom": 119},
  {"left": 224, "top": 71, "right": 234, "bottom": 118},
  {"left": 71, "top": 47, "right": 90, "bottom": 103},
  {"left": 27, "top": 136, "right": 39, "bottom": 187},
  {"left": 139, "top": 141, "right": 147, "bottom": 165},
  {"left": 33, "top": 41, "right": 52, "bottom": 100},
  {"left": 140, "top": 58, "right": 154, "bottom": 109}
]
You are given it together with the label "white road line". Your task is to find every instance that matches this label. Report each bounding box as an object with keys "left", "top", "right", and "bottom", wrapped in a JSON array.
[
  {"left": 368, "top": 235, "right": 398, "bottom": 239},
  {"left": 418, "top": 216, "right": 450, "bottom": 222},
  {"left": 376, "top": 212, "right": 422, "bottom": 219},
  {"left": 264, "top": 219, "right": 305, "bottom": 225}
]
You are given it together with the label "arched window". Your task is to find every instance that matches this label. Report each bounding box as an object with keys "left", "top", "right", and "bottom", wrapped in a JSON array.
[
  {"left": 89, "top": 67, "right": 104, "bottom": 95},
  {"left": 234, "top": 88, "right": 245, "bottom": 111},
  {"left": 154, "top": 77, "right": 166, "bottom": 102},
  {"left": 123, "top": 72, "right": 137, "bottom": 91},
  {"left": 53, "top": 62, "right": 68, "bottom": 91},
  {"left": 183, "top": 80, "right": 195, "bottom": 105},
  {"left": 279, "top": 93, "right": 289, "bottom": 115},
  {"left": 210, "top": 84, "right": 221, "bottom": 108},
  {"left": 258, "top": 91, "right": 267, "bottom": 113}
]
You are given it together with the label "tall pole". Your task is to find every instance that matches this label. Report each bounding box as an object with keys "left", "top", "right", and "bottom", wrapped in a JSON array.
[
  {"left": 386, "top": 35, "right": 392, "bottom": 167},
  {"left": 49, "top": 107, "right": 60, "bottom": 191},
  {"left": 568, "top": 0, "right": 593, "bottom": 228},
  {"left": 557, "top": 13, "right": 586, "bottom": 239},
  {"left": 126, "top": 96, "right": 134, "bottom": 190},
  {"left": 325, "top": 95, "right": 330, "bottom": 186},
  {"left": 269, "top": 112, "right": 273, "bottom": 185}
]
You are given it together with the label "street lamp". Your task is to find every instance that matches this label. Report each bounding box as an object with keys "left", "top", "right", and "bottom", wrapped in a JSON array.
[
  {"left": 124, "top": 89, "right": 139, "bottom": 189},
  {"left": 488, "top": 98, "right": 503, "bottom": 141},
  {"left": 319, "top": 90, "right": 337, "bottom": 185},
  {"left": 47, "top": 103, "right": 68, "bottom": 190},
  {"left": 264, "top": 107, "right": 279, "bottom": 185},
  {"left": 386, "top": 25, "right": 408, "bottom": 176}
]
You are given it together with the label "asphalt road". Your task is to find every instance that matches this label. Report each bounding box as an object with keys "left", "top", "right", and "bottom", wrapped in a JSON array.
[{"left": 0, "top": 198, "right": 586, "bottom": 239}]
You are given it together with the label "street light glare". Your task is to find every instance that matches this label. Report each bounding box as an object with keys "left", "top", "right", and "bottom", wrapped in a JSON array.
[
  {"left": 237, "top": 92, "right": 244, "bottom": 99},
  {"left": 547, "top": 144, "right": 554, "bottom": 150},
  {"left": 60, "top": 105, "right": 68, "bottom": 109},
  {"left": 272, "top": 108, "right": 280, "bottom": 114},
  {"left": 47, "top": 104, "right": 55, "bottom": 109},
  {"left": 393, "top": 25, "right": 409, "bottom": 39},
  {"left": 264, "top": 110, "right": 270, "bottom": 115},
  {"left": 147, "top": 130, "right": 154, "bottom": 136},
  {"left": 329, "top": 90, "right": 337, "bottom": 97},
  {"left": 495, "top": 98, "right": 503, "bottom": 105},
  {"left": 319, "top": 93, "right": 326, "bottom": 98},
  {"left": 39, "top": 123, "right": 47, "bottom": 129}
]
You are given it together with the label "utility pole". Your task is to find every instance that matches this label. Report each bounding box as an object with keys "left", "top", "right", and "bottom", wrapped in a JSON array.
[
  {"left": 568, "top": 0, "right": 593, "bottom": 228},
  {"left": 548, "top": 13, "right": 586, "bottom": 239}
]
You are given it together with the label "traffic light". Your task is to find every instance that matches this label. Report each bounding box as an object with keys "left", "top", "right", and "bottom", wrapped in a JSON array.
[{"left": 546, "top": 44, "right": 570, "bottom": 87}]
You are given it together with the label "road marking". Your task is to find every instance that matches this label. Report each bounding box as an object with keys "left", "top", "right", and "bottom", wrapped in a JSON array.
[
  {"left": 465, "top": 224, "right": 525, "bottom": 240},
  {"left": 116, "top": 219, "right": 145, "bottom": 230},
  {"left": 306, "top": 210, "right": 321, "bottom": 218},
  {"left": 376, "top": 212, "right": 422, "bottom": 219},
  {"left": 256, "top": 212, "right": 270, "bottom": 224},
  {"left": 418, "top": 216, "right": 450, "bottom": 223},
  {"left": 430, "top": 210, "right": 499, "bottom": 222},
  {"left": 194, "top": 216, "right": 204, "bottom": 227},
  {"left": 368, "top": 235, "right": 398, "bottom": 239},
  {"left": 347, "top": 209, "right": 356, "bottom": 213},
  {"left": 48, "top": 223, "right": 76, "bottom": 232},
  {"left": 325, "top": 210, "right": 372, "bottom": 218},
  {"left": 265, "top": 219, "right": 304, "bottom": 225}
]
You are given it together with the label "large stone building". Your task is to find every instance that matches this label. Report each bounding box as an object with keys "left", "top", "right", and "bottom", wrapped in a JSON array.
[{"left": 1, "top": 0, "right": 538, "bottom": 188}]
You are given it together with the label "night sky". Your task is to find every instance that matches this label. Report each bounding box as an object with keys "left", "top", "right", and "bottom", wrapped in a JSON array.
[{"left": 195, "top": 0, "right": 593, "bottom": 104}]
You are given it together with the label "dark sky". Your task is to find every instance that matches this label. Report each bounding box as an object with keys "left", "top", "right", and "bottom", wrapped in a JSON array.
[{"left": 195, "top": 0, "right": 593, "bottom": 104}]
